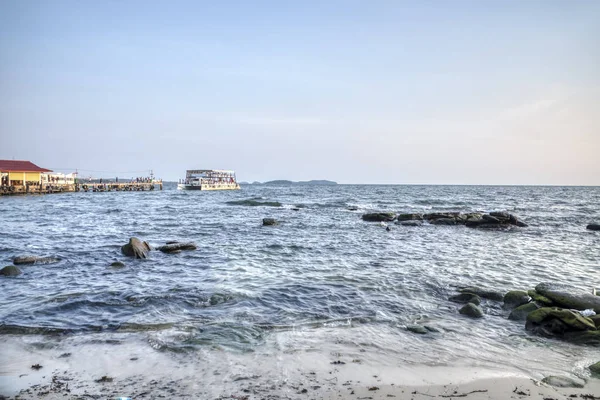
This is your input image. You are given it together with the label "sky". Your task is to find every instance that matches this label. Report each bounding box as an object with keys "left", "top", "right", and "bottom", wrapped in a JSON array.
[{"left": 1, "top": 0, "right": 599, "bottom": 184}]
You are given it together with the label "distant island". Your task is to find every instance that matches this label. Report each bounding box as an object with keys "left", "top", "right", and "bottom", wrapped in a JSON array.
[{"left": 239, "top": 180, "right": 337, "bottom": 186}]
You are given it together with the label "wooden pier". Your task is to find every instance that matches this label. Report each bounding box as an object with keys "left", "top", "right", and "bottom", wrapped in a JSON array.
[{"left": 0, "top": 181, "right": 163, "bottom": 196}]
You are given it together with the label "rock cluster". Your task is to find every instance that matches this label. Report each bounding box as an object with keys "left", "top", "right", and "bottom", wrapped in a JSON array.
[
  {"left": 121, "top": 237, "right": 151, "bottom": 259},
  {"left": 362, "top": 211, "right": 528, "bottom": 228}
]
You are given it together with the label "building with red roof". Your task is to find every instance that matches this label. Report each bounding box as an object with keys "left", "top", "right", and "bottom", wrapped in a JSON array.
[{"left": 0, "top": 160, "right": 52, "bottom": 186}]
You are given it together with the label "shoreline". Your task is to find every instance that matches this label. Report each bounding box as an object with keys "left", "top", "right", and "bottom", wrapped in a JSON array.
[{"left": 2, "top": 333, "right": 599, "bottom": 399}]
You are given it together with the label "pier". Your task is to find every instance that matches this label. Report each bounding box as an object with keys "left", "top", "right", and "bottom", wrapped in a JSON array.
[{"left": 0, "top": 181, "right": 163, "bottom": 196}]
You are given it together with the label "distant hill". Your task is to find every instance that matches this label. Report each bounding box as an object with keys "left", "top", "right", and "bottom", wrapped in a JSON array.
[{"left": 260, "top": 179, "right": 337, "bottom": 186}]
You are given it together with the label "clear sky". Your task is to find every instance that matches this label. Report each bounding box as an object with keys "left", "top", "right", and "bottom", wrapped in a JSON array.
[{"left": 1, "top": 0, "right": 598, "bottom": 184}]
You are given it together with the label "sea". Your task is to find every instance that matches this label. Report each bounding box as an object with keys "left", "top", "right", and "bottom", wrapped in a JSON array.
[{"left": 1, "top": 184, "right": 599, "bottom": 397}]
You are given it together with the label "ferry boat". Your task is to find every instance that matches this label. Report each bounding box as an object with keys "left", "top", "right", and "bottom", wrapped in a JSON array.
[{"left": 177, "top": 169, "right": 241, "bottom": 191}]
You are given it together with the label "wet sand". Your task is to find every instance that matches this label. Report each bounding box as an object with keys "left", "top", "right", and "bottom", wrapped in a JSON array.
[{"left": 2, "top": 334, "right": 599, "bottom": 399}]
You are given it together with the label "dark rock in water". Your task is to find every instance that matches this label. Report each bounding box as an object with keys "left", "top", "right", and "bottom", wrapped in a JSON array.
[
  {"left": 430, "top": 218, "right": 457, "bottom": 225},
  {"left": 503, "top": 290, "right": 531, "bottom": 309},
  {"left": 508, "top": 302, "right": 539, "bottom": 321},
  {"left": 449, "top": 293, "right": 481, "bottom": 306},
  {"left": 590, "top": 315, "right": 600, "bottom": 329},
  {"left": 397, "top": 220, "right": 423, "bottom": 227},
  {"left": 482, "top": 214, "right": 501, "bottom": 223},
  {"left": 157, "top": 242, "right": 197, "bottom": 253},
  {"left": 423, "top": 212, "right": 460, "bottom": 221},
  {"left": 396, "top": 213, "right": 423, "bottom": 221},
  {"left": 562, "top": 330, "right": 600, "bottom": 346},
  {"left": 535, "top": 282, "right": 600, "bottom": 313},
  {"left": 526, "top": 307, "right": 596, "bottom": 335},
  {"left": 589, "top": 361, "right": 600, "bottom": 376},
  {"left": 262, "top": 218, "right": 278, "bottom": 226},
  {"left": 362, "top": 212, "right": 396, "bottom": 222},
  {"left": 291, "top": 207, "right": 300, "bottom": 211},
  {"left": 1, "top": 265, "right": 22, "bottom": 276},
  {"left": 587, "top": 224, "right": 600, "bottom": 231},
  {"left": 13, "top": 256, "right": 60, "bottom": 265},
  {"left": 541, "top": 376, "right": 585, "bottom": 388},
  {"left": 121, "top": 237, "right": 151, "bottom": 259},
  {"left": 109, "top": 261, "right": 125, "bottom": 268},
  {"left": 459, "top": 303, "right": 484, "bottom": 318},
  {"left": 458, "top": 286, "right": 504, "bottom": 301},
  {"left": 527, "top": 290, "right": 554, "bottom": 306},
  {"left": 166, "top": 241, "right": 179, "bottom": 245},
  {"left": 489, "top": 211, "right": 510, "bottom": 221},
  {"left": 424, "top": 325, "right": 441, "bottom": 333},
  {"left": 347, "top": 206, "right": 359, "bottom": 211},
  {"left": 406, "top": 325, "right": 428, "bottom": 334}
]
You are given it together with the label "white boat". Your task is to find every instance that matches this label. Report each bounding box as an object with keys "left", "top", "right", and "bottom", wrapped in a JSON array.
[{"left": 177, "top": 169, "right": 241, "bottom": 191}]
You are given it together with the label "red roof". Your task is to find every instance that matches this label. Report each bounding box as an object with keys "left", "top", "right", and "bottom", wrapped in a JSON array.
[{"left": 0, "top": 160, "right": 52, "bottom": 172}]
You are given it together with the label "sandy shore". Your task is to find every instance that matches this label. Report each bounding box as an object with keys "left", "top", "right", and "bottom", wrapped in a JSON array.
[{"left": 2, "top": 333, "right": 599, "bottom": 400}]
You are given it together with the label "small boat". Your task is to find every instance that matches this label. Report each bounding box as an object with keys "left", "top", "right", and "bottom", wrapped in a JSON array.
[{"left": 177, "top": 169, "right": 241, "bottom": 191}]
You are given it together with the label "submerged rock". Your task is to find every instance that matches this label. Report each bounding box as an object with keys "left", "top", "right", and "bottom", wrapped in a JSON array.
[
  {"left": 121, "top": 237, "right": 151, "bottom": 259},
  {"left": 526, "top": 307, "right": 597, "bottom": 336},
  {"left": 396, "top": 213, "right": 423, "bottom": 221},
  {"left": 109, "top": 261, "right": 125, "bottom": 268},
  {"left": 262, "top": 218, "right": 278, "bottom": 226},
  {"left": 156, "top": 242, "right": 197, "bottom": 253},
  {"left": 541, "top": 376, "right": 585, "bottom": 388},
  {"left": 503, "top": 290, "right": 531, "bottom": 309},
  {"left": 535, "top": 282, "right": 600, "bottom": 313},
  {"left": 587, "top": 224, "right": 600, "bottom": 231},
  {"left": 362, "top": 212, "right": 396, "bottom": 222},
  {"left": 459, "top": 303, "right": 484, "bottom": 318},
  {"left": 449, "top": 293, "right": 481, "bottom": 306},
  {"left": 430, "top": 218, "right": 457, "bottom": 225},
  {"left": 458, "top": 286, "right": 504, "bottom": 302},
  {"left": 589, "top": 361, "right": 600, "bottom": 376},
  {"left": 508, "top": 302, "right": 539, "bottom": 321},
  {"left": 406, "top": 325, "right": 428, "bottom": 334},
  {"left": 0, "top": 265, "right": 22, "bottom": 276},
  {"left": 13, "top": 256, "right": 60, "bottom": 265}
]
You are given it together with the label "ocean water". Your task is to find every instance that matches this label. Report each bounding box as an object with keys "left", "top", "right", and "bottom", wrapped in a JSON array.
[{"left": 1, "top": 184, "right": 599, "bottom": 394}]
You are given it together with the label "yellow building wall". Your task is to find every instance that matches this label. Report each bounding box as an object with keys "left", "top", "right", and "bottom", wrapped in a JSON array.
[{"left": 8, "top": 172, "right": 41, "bottom": 182}]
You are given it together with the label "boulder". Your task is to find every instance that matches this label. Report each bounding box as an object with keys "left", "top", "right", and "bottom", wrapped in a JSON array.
[
  {"left": 262, "top": 218, "right": 278, "bottom": 226},
  {"left": 508, "top": 302, "right": 539, "bottom": 321},
  {"left": 448, "top": 293, "right": 481, "bottom": 306},
  {"left": 590, "top": 315, "right": 600, "bottom": 329},
  {"left": 0, "top": 265, "right": 22, "bottom": 277},
  {"left": 562, "top": 330, "right": 600, "bottom": 346},
  {"left": 589, "top": 361, "right": 600, "bottom": 376},
  {"left": 527, "top": 290, "right": 554, "bottom": 306},
  {"left": 397, "top": 220, "right": 422, "bottom": 227},
  {"left": 482, "top": 214, "right": 502, "bottom": 223},
  {"left": 423, "top": 212, "right": 460, "bottom": 221},
  {"left": 541, "top": 376, "right": 585, "bottom": 388},
  {"left": 489, "top": 211, "right": 528, "bottom": 227},
  {"left": 156, "top": 242, "right": 197, "bottom": 253},
  {"left": 13, "top": 256, "right": 60, "bottom": 265},
  {"left": 526, "top": 307, "right": 597, "bottom": 337},
  {"left": 121, "top": 237, "right": 151, "bottom": 259},
  {"left": 396, "top": 213, "right": 423, "bottom": 221},
  {"left": 459, "top": 303, "right": 484, "bottom": 318},
  {"left": 587, "top": 224, "right": 600, "bottom": 231},
  {"left": 503, "top": 290, "right": 531, "bottom": 309},
  {"left": 406, "top": 325, "right": 428, "bottom": 334},
  {"left": 458, "top": 286, "right": 504, "bottom": 301},
  {"left": 535, "top": 282, "right": 600, "bottom": 313},
  {"left": 362, "top": 213, "right": 396, "bottom": 222},
  {"left": 430, "top": 218, "right": 457, "bottom": 225}
]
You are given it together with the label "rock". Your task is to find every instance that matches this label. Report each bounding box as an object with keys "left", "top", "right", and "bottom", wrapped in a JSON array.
[
  {"left": 423, "top": 212, "right": 460, "bottom": 221},
  {"left": 156, "top": 242, "right": 197, "bottom": 253},
  {"left": 397, "top": 220, "right": 423, "bottom": 227},
  {"left": 503, "top": 290, "right": 531, "bottom": 309},
  {"left": 587, "top": 224, "right": 600, "bottom": 231},
  {"left": 362, "top": 213, "right": 396, "bottom": 222},
  {"left": 589, "top": 361, "right": 600, "bottom": 376},
  {"left": 490, "top": 211, "right": 528, "bottom": 227},
  {"left": 121, "top": 237, "right": 151, "bottom": 259},
  {"left": 535, "top": 282, "right": 600, "bottom": 313},
  {"left": 347, "top": 206, "right": 359, "bottom": 211},
  {"left": 458, "top": 286, "right": 504, "bottom": 301},
  {"left": 406, "top": 325, "right": 428, "bottom": 334},
  {"left": 482, "top": 214, "right": 502, "bottom": 223},
  {"left": 508, "top": 302, "right": 539, "bottom": 321},
  {"left": 109, "top": 261, "right": 125, "bottom": 268},
  {"left": 526, "top": 307, "right": 597, "bottom": 335},
  {"left": 541, "top": 376, "right": 585, "bottom": 388},
  {"left": 0, "top": 265, "right": 22, "bottom": 276},
  {"left": 291, "top": 207, "right": 300, "bottom": 211},
  {"left": 430, "top": 218, "right": 457, "bottom": 225},
  {"left": 527, "top": 290, "right": 554, "bottom": 306},
  {"left": 396, "top": 213, "right": 423, "bottom": 221},
  {"left": 449, "top": 293, "right": 481, "bottom": 306},
  {"left": 424, "top": 325, "right": 441, "bottom": 333},
  {"left": 590, "top": 315, "right": 600, "bottom": 329},
  {"left": 562, "top": 330, "right": 600, "bottom": 346},
  {"left": 13, "top": 256, "right": 60, "bottom": 265},
  {"left": 459, "top": 303, "right": 484, "bottom": 318},
  {"left": 262, "top": 218, "right": 278, "bottom": 226}
]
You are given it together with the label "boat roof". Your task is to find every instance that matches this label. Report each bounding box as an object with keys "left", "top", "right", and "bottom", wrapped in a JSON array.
[{"left": 186, "top": 169, "right": 235, "bottom": 174}]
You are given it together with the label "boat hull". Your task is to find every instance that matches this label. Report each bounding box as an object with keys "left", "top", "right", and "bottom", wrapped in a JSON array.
[{"left": 177, "top": 183, "right": 240, "bottom": 191}]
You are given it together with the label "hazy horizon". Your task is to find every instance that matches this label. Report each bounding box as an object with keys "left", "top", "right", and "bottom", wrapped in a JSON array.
[{"left": 1, "top": 1, "right": 599, "bottom": 185}]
